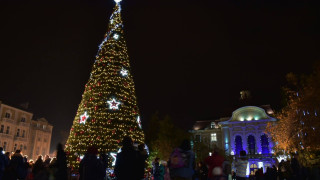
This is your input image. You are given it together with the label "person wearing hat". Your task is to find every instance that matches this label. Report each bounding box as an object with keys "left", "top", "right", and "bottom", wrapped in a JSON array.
[{"left": 79, "top": 146, "right": 106, "bottom": 180}]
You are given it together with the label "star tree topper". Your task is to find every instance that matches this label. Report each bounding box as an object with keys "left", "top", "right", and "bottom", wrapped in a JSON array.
[
  {"left": 107, "top": 98, "right": 121, "bottom": 110},
  {"left": 79, "top": 111, "right": 89, "bottom": 124}
]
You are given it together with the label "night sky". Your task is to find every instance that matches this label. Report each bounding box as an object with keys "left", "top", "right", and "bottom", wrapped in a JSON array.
[{"left": 1, "top": 0, "right": 319, "bottom": 152}]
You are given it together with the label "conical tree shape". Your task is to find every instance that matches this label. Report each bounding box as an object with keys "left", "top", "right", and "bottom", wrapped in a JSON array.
[{"left": 65, "top": 1, "right": 144, "bottom": 170}]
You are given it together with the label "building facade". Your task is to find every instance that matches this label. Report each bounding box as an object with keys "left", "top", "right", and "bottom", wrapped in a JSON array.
[
  {"left": 0, "top": 101, "right": 53, "bottom": 160},
  {"left": 190, "top": 105, "right": 277, "bottom": 176}
]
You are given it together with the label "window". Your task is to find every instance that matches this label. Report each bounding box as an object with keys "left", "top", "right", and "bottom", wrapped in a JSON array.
[
  {"left": 43, "top": 125, "right": 46, "bottom": 130},
  {"left": 211, "top": 133, "right": 217, "bottom": 142},
  {"left": 211, "top": 122, "right": 215, "bottom": 128},
  {"left": 38, "top": 137, "right": 41, "bottom": 142},
  {"left": 20, "top": 144, "right": 23, "bottom": 150},
  {"left": 195, "top": 135, "right": 201, "bottom": 142},
  {"left": 37, "top": 123, "right": 40, "bottom": 128},
  {"left": 22, "top": 130, "right": 25, "bottom": 138},
  {"left": 261, "top": 134, "right": 270, "bottom": 154},
  {"left": 0, "top": 125, "right": 4, "bottom": 133},
  {"left": 24, "top": 145, "right": 27, "bottom": 150},
  {"left": 247, "top": 135, "right": 256, "bottom": 155},
  {"left": 36, "top": 147, "right": 40, "bottom": 155},
  {"left": 16, "top": 129, "right": 20, "bottom": 137},
  {"left": 21, "top": 117, "right": 26, "bottom": 122},
  {"left": 44, "top": 138, "right": 47, "bottom": 143},
  {"left": 250, "top": 164, "right": 258, "bottom": 175},
  {"left": 235, "top": 135, "right": 243, "bottom": 155},
  {"left": 6, "top": 126, "right": 10, "bottom": 134},
  {"left": 5, "top": 112, "right": 10, "bottom": 118},
  {"left": 14, "top": 144, "right": 17, "bottom": 151},
  {"left": 3, "top": 142, "right": 7, "bottom": 151}
]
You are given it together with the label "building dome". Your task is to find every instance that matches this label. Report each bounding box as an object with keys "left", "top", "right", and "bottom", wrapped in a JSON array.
[{"left": 230, "top": 106, "right": 270, "bottom": 121}]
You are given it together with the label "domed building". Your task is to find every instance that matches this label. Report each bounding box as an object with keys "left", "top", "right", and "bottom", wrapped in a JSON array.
[{"left": 190, "top": 105, "right": 278, "bottom": 176}]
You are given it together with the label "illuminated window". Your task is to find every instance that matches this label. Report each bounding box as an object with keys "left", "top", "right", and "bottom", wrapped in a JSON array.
[
  {"left": 250, "top": 164, "right": 258, "bottom": 175},
  {"left": 211, "top": 122, "right": 215, "bottom": 128},
  {"left": 211, "top": 133, "right": 217, "bottom": 142}
]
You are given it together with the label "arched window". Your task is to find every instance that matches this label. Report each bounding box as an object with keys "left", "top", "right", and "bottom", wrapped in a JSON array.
[
  {"left": 261, "top": 134, "right": 270, "bottom": 154},
  {"left": 235, "top": 135, "right": 243, "bottom": 155},
  {"left": 247, "top": 135, "right": 256, "bottom": 155},
  {"left": 250, "top": 164, "right": 258, "bottom": 175},
  {"left": 5, "top": 112, "right": 11, "bottom": 118}
]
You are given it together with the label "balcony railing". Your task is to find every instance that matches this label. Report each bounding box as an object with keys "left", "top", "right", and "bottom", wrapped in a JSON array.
[
  {"left": 0, "top": 133, "right": 13, "bottom": 139},
  {"left": 18, "top": 122, "right": 30, "bottom": 127},
  {"left": 1, "top": 118, "right": 15, "bottom": 124},
  {"left": 14, "top": 136, "right": 27, "bottom": 141}
]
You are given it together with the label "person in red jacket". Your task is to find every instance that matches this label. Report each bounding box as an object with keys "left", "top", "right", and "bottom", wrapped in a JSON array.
[{"left": 204, "top": 148, "right": 225, "bottom": 180}]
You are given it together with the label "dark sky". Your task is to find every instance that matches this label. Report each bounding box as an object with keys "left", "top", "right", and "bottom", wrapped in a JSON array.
[{"left": 1, "top": 0, "right": 319, "bottom": 152}]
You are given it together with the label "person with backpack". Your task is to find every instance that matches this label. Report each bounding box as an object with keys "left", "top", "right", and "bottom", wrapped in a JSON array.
[
  {"left": 204, "top": 148, "right": 225, "bottom": 180},
  {"left": 168, "top": 139, "right": 195, "bottom": 180}
]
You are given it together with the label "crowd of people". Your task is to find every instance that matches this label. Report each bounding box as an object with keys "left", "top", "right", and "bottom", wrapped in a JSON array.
[
  {"left": 0, "top": 138, "right": 319, "bottom": 180},
  {"left": 0, "top": 144, "right": 68, "bottom": 180},
  {"left": 150, "top": 148, "right": 320, "bottom": 180}
]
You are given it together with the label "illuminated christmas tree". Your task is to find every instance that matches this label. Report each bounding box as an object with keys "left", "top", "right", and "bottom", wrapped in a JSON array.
[{"left": 65, "top": 0, "right": 145, "bottom": 170}]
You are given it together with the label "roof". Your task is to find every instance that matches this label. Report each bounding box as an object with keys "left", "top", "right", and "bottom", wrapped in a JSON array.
[{"left": 192, "top": 117, "right": 229, "bottom": 130}]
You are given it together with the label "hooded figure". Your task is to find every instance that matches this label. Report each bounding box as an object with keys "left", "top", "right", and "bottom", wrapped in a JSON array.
[
  {"left": 79, "top": 146, "right": 106, "bottom": 180},
  {"left": 114, "top": 136, "right": 142, "bottom": 180}
]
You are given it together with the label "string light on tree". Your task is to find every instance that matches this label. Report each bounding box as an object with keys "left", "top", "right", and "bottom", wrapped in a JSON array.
[
  {"left": 110, "top": 152, "right": 117, "bottom": 166},
  {"left": 107, "top": 98, "right": 121, "bottom": 110},
  {"left": 137, "top": 116, "right": 142, "bottom": 129},
  {"left": 113, "top": 34, "right": 119, "bottom": 40},
  {"left": 120, "top": 68, "right": 128, "bottom": 77},
  {"left": 65, "top": 0, "right": 145, "bottom": 170},
  {"left": 114, "top": 0, "right": 122, "bottom": 3},
  {"left": 79, "top": 112, "right": 89, "bottom": 124}
]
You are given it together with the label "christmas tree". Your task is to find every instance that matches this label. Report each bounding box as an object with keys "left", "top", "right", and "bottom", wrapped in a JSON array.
[{"left": 65, "top": 0, "right": 144, "bottom": 170}]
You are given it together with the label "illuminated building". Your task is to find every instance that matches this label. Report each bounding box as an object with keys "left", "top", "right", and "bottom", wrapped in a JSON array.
[
  {"left": 0, "top": 101, "right": 53, "bottom": 160},
  {"left": 190, "top": 105, "right": 277, "bottom": 176}
]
